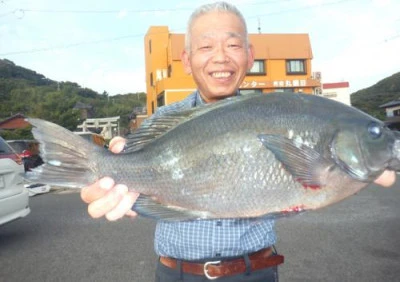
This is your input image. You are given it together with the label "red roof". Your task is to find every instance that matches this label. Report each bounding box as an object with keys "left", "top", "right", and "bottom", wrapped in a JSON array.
[
  {"left": 322, "top": 82, "right": 349, "bottom": 89},
  {"left": 0, "top": 113, "right": 30, "bottom": 129}
]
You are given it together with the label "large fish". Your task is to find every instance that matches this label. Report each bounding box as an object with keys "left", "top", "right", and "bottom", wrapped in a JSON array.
[{"left": 26, "top": 92, "right": 400, "bottom": 220}]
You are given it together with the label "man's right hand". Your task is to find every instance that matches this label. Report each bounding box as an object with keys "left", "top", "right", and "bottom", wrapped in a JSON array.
[{"left": 80, "top": 137, "right": 140, "bottom": 221}]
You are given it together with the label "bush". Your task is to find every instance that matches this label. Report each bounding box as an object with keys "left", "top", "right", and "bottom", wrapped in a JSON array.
[{"left": 0, "top": 127, "right": 34, "bottom": 140}]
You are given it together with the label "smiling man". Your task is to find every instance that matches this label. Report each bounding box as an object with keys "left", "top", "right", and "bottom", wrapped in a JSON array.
[
  {"left": 181, "top": 9, "right": 254, "bottom": 103},
  {"left": 80, "top": 2, "right": 396, "bottom": 282}
]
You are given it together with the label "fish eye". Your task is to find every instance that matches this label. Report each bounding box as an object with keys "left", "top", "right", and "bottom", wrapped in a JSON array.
[{"left": 368, "top": 122, "right": 382, "bottom": 139}]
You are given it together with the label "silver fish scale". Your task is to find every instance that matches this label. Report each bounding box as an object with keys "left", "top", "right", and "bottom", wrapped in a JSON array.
[{"left": 100, "top": 125, "right": 321, "bottom": 218}]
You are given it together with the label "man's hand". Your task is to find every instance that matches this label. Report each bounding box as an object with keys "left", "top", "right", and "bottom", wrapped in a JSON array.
[
  {"left": 81, "top": 137, "right": 140, "bottom": 221},
  {"left": 374, "top": 170, "right": 396, "bottom": 188}
]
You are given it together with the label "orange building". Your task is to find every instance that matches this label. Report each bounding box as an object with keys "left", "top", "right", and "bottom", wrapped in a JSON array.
[{"left": 144, "top": 26, "right": 321, "bottom": 115}]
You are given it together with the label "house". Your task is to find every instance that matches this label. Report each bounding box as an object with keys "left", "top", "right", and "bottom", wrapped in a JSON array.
[
  {"left": 0, "top": 113, "right": 30, "bottom": 130},
  {"left": 73, "top": 101, "right": 93, "bottom": 120},
  {"left": 379, "top": 100, "right": 400, "bottom": 130},
  {"left": 321, "top": 82, "right": 350, "bottom": 105}
]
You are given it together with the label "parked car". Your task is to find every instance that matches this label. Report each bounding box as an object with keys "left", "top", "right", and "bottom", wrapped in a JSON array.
[{"left": 0, "top": 137, "right": 30, "bottom": 225}]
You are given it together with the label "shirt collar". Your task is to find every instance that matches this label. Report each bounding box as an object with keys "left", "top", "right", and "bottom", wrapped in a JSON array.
[{"left": 193, "top": 90, "right": 241, "bottom": 107}]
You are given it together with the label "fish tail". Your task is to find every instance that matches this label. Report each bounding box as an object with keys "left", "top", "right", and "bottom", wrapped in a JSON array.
[{"left": 25, "top": 118, "right": 100, "bottom": 188}]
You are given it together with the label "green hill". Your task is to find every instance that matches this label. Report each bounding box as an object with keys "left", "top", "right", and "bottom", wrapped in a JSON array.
[
  {"left": 0, "top": 59, "right": 54, "bottom": 85},
  {"left": 351, "top": 72, "right": 400, "bottom": 120},
  {"left": 0, "top": 59, "right": 146, "bottom": 139}
]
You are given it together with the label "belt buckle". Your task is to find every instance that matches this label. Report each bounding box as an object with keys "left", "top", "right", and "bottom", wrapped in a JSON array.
[{"left": 203, "top": 260, "right": 221, "bottom": 280}]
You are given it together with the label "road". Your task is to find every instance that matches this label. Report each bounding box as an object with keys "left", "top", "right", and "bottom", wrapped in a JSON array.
[{"left": 0, "top": 183, "right": 399, "bottom": 282}]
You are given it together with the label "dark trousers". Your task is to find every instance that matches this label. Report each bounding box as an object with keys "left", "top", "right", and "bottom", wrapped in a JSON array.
[{"left": 154, "top": 259, "right": 279, "bottom": 282}]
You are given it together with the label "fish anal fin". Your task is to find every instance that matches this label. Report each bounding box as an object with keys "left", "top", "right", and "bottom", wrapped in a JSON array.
[{"left": 132, "top": 194, "right": 212, "bottom": 221}]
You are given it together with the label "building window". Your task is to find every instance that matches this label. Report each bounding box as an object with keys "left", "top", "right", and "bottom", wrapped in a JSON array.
[
  {"left": 286, "top": 60, "right": 306, "bottom": 74},
  {"left": 274, "top": 88, "right": 294, "bottom": 92},
  {"left": 239, "top": 89, "right": 263, "bottom": 95},
  {"left": 247, "top": 60, "right": 265, "bottom": 75},
  {"left": 150, "top": 72, "right": 154, "bottom": 86},
  {"left": 157, "top": 92, "right": 165, "bottom": 107},
  {"left": 314, "top": 87, "right": 322, "bottom": 95},
  {"left": 394, "top": 109, "right": 400, "bottom": 117},
  {"left": 149, "top": 40, "right": 152, "bottom": 54}
]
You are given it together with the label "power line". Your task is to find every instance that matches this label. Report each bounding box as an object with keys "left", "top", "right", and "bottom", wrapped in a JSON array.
[
  {"left": 0, "top": 10, "right": 14, "bottom": 17},
  {"left": 0, "top": 0, "right": 355, "bottom": 19},
  {"left": 16, "top": 7, "right": 193, "bottom": 14},
  {"left": 0, "top": 0, "right": 295, "bottom": 18},
  {"left": 384, "top": 33, "right": 400, "bottom": 43},
  {"left": 248, "top": 0, "right": 357, "bottom": 19},
  {"left": 0, "top": 7, "right": 190, "bottom": 18},
  {"left": 1, "top": 0, "right": 395, "bottom": 57},
  {"left": 0, "top": 33, "right": 145, "bottom": 56}
]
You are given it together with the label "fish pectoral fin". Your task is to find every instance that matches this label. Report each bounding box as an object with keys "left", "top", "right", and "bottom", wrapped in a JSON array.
[
  {"left": 131, "top": 194, "right": 213, "bottom": 221},
  {"left": 258, "top": 134, "right": 332, "bottom": 188}
]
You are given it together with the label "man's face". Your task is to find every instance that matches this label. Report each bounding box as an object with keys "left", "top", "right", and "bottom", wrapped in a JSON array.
[{"left": 182, "top": 11, "right": 254, "bottom": 103}]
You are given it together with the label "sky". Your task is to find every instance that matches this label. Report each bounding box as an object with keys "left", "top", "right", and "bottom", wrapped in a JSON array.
[{"left": 0, "top": 0, "right": 399, "bottom": 96}]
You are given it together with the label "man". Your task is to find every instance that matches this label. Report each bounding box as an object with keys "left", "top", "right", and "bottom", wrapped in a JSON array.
[{"left": 81, "top": 2, "right": 396, "bottom": 281}]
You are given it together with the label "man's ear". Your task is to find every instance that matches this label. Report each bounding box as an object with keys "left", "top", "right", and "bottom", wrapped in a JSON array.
[{"left": 181, "top": 49, "right": 192, "bottom": 75}]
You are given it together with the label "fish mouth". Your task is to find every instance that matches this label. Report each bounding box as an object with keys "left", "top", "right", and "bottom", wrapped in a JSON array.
[
  {"left": 387, "top": 132, "right": 400, "bottom": 171},
  {"left": 392, "top": 139, "right": 400, "bottom": 159}
]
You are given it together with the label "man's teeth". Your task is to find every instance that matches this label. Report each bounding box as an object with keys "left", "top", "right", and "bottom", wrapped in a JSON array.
[{"left": 212, "top": 72, "right": 231, "bottom": 78}]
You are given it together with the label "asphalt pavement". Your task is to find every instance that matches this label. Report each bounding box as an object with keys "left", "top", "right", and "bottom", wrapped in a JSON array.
[
  {"left": 276, "top": 182, "right": 400, "bottom": 282},
  {"left": 0, "top": 182, "right": 399, "bottom": 282}
]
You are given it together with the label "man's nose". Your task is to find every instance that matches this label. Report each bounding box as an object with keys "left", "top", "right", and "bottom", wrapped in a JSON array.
[{"left": 212, "top": 45, "right": 230, "bottom": 63}]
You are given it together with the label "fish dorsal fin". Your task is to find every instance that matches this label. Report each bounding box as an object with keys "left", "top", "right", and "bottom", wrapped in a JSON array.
[
  {"left": 124, "top": 94, "right": 258, "bottom": 153},
  {"left": 132, "top": 194, "right": 213, "bottom": 221},
  {"left": 123, "top": 113, "right": 191, "bottom": 153}
]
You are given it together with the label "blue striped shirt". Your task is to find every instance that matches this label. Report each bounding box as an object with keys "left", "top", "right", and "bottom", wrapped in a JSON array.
[{"left": 152, "top": 90, "right": 276, "bottom": 260}]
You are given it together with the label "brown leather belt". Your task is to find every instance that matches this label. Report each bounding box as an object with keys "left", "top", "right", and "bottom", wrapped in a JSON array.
[{"left": 159, "top": 247, "right": 284, "bottom": 280}]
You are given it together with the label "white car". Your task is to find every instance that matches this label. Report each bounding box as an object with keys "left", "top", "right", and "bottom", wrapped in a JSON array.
[{"left": 0, "top": 137, "right": 30, "bottom": 225}]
